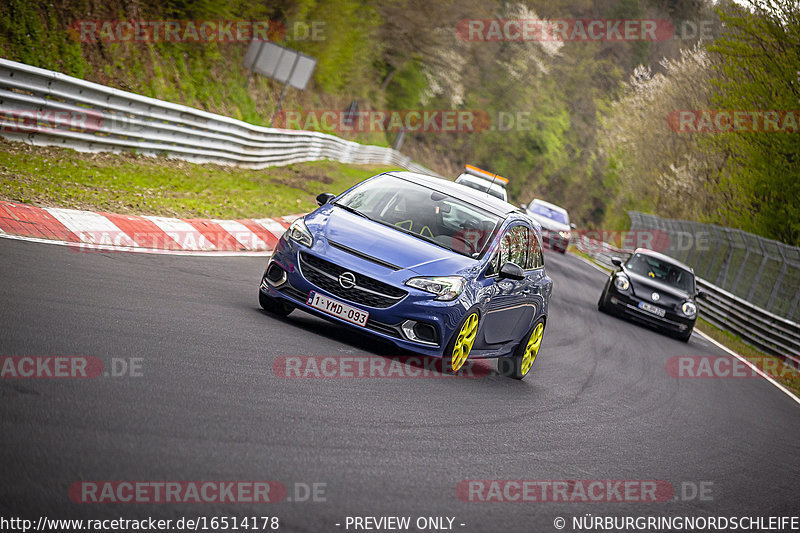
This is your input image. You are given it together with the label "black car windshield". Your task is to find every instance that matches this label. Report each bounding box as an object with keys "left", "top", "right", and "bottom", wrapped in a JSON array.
[
  {"left": 530, "top": 203, "right": 569, "bottom": 225},
  {"left": 625, "top": 253, "right": 695, "bottom": 293},
  {"left": 334, "top": 175, "right": 501, "bottom": 257}
]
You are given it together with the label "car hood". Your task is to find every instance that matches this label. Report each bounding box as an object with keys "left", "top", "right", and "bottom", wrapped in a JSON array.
[
  {"left": 527, "top": 212, "right": 570, "bottom": 232},
  {"left": 625, "top": 270, "right": 691, "bottom": 306},
  {"left": 306, "top": 206, "right": 478, "bottom": 276}
]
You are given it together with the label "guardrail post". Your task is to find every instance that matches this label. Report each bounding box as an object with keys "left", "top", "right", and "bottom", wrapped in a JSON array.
[
  {"left": 746, "top": 237, "right": 769, "bottom": 303},
  {"left": 731, "top": 230, "right": 751, "bottom": 292},
  {"left": 717, "top": 228, "right": 735, "bottom": 288},
  {"left": 766, "top": 244, "right": 788, "bottom": 312}
]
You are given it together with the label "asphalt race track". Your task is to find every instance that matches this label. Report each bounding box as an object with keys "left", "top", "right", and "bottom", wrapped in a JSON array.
[{"left": 2, "top": 237, "right": 799, "bottom": 532}]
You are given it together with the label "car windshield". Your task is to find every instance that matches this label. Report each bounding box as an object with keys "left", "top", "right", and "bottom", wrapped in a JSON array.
[
  {"left": 334, "top": 175, "right": 501, "bottom": 258},
  {"left": 625, "top": 253, "right": 695, "bottom": 293},
  {"left": 456, "top": 175, "right": 505, "bottom": 200},
  {"left": 462, "top": 181, "right": 505, "bottom": 200},
  {"left": 529, "top": 203, "right": 569, "bottom": 225}
]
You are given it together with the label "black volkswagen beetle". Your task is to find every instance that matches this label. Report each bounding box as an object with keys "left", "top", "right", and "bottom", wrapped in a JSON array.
[{"left": 597, "top": 248, "right": 704, "bottom": 342}]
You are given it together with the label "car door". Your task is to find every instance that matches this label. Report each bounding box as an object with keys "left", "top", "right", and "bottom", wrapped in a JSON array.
[{"left": 478, "top": 224, "right": 538, "bottom": 346}]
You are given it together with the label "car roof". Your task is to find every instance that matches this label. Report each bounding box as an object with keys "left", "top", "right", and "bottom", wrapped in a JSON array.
[
  {"left": 632, "top": 248, "right": 694, "bottom": 273},
  {"left": 531, "top": 198, "right": 568, "bottom": 214},
  {"left": 386, "top": 171, "right": 521, "bottom": 217},
  {"left": 456, "top": 173, "right": 507, "bottom": 194}
]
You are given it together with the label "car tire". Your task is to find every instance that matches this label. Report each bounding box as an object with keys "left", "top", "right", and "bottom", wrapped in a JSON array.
[
  {"left": 443, "top": 310, "right": 480, "bottom": 374},
  {"left": 597, "top": 284, "right": 612, "bottom": 313},
  {"left": 500, "top": 317, "right": 545, "bottom": 380},
  {"left": 674, "top": 328, "right": 693, "bottom": 343},
  {"left": 259, "top": 290, "right": 294, "bottom": 317}
]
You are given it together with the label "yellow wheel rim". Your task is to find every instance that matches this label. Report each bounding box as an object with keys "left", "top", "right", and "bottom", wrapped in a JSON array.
[
  {"left": 450, "top": 312, "right": 479, "bottom": 372},
  {"left": 521, "top": 322, "right": 544, "bottom": 376}
]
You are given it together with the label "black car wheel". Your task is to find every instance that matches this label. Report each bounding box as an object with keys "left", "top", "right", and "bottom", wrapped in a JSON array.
[
  {"left": 259, "top": 290, "right": 294, "bottom": 317},
  {"left": 498, "top": 317, "right": 545, "bottom": 380},
  {"left": 597, "top": 283, "right": 612, "bottom": 313},
  {"left": 443, "top": 310, "right": 480, "bottom": 374},
  {"left": 673, "top": 327, "right": 693, "bottom": 343}
]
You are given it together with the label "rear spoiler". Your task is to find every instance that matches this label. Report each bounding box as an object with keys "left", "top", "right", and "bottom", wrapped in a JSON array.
[{"left": 464, "top": 164, "right": 509, "bottom": 187}]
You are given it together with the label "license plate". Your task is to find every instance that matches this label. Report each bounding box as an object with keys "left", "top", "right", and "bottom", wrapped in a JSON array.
[
  {"left": 307, "top": 291, "right": 369, "bottom": 327},
  {"left": 638, "top": 301, "right": 666, "bottom": 317}
]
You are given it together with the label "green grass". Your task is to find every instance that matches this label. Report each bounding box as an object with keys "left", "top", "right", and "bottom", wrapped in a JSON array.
[
  {"left": 694, "top": 318, "right": 800, "bottom": 398},
  {"left": 0, "top": 139, "right": 395, "bottom": 219}
]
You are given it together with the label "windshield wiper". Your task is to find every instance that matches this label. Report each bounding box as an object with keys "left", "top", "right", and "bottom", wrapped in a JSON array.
[{"left": 333, "top": 202, "right": 371, "bottom": 220}]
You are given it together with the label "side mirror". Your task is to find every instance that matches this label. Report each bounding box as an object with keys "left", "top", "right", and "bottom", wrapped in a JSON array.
[
  {"left": 316, "top": 192, "right": 336, "bottom": 206},
  {"left": 520, "top": 203, "right": 527, "bottom": 210},
  {"left": 570, "top": 222, "right": 577, "bottom": 230},
  {"left": 498, "top": 262, "right": 525, "bottom": 281},
  {"left": 696, "top": 290, "right": 707, "bottom": 300},
  {"left": 611, "top": 257, "right": 623, "bottom": 267}
]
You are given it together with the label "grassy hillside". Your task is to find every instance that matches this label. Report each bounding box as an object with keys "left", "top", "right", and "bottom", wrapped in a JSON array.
[
  {"left": 3, "top": 0, "right": 793, "bottom": 246},
  {"left": 0, "top": 139, "right": 392, "bottom": 218}
]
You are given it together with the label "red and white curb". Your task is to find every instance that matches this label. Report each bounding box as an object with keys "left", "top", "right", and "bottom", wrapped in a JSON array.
[{"left": 0, "top": 201, "right": 299, "bottom": 255}]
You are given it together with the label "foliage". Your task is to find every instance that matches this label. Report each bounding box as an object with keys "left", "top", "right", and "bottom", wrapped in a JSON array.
[
  {"left": 707, "top": 0, "right": 800, "bottom": 244},
  {"left": 1, "top": 0, "right": 796, "bottom": 245}
]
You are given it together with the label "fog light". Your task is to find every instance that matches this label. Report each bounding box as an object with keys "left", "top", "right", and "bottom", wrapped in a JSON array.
[
  {"left": 266, "top": 262, "right": 287, "bottom": 287},
  {"left": 401, "top": 320, "right": 439, "bottom": 346}
]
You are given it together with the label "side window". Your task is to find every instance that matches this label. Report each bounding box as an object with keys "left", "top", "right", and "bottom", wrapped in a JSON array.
[
  {"left": 488, "top": 226, "right": 529, "bottom": 276},
  {"left": 506, "top": 226, "right": 528, "bottom": 268},
  {"left": 527, "top": 231, "right": 544, "bottom": 269}
]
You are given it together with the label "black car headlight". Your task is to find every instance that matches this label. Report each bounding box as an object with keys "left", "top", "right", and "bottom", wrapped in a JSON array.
[
  {"left": 405, "top": 276, "right": 465, "bottom": 301},
  {"left": 287, "top": 218, "right": 313, "bottom": 248},
  {"left": 681, "top": 301, "right": 697, "bottom": 317},
  {"left": 614, "top": 275, "right": 630, "bottom": 291}
]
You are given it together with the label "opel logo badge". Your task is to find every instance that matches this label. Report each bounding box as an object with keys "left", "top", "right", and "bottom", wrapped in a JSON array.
[
  {"left": 651, "top": 292, "right": 660, "bottom": 301},
  {"left": 338, "top": 271, "right": 356, "bottom": 289}
]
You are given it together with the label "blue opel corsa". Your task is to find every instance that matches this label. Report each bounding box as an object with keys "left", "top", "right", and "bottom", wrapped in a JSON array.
[{"left": 259, "top": 171, "right": 553, "bottom": 379}]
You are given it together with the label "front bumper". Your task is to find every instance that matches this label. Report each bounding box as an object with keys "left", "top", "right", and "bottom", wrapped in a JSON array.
[
  {"left": 606, "top": 287, "right": 695, "bottom": 333},
  {"left": 261, "top": 237, "right": 470, "bottom": 357}
]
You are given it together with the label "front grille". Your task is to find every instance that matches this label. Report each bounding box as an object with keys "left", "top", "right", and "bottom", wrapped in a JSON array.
[
  {"left": 299, "top": 252, "right": 407, "bottom": 308},
  {"left": 366, "top": 319, "right": 402, "bottom": 338},
  {"left": 279, "top": 285, "right": 308, "bottom": 302}
]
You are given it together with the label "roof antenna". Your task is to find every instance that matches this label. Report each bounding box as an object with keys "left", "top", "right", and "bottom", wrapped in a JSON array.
[{"left": 488, "top": 172, "right": 500, "bottom": 199}]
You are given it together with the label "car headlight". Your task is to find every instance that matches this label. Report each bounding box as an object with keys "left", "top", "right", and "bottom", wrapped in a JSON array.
[
  {"left": 558, "top": 230, "right": 571, "bottom": 239},
  {"left": 681, "top": 301, "right": 697, "bottom": 317},
  {"left": 286, "top": 218, "right": 313, "bottom": 248},
  {"left": 405, "top": 276, "right": 465, "bottom": 301},
  {"left": 614, "top": 275, "right": 630, "bottom": 291}
]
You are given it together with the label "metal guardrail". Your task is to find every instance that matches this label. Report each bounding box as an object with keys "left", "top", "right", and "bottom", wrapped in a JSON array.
[
  {"left": 628, "top": 211, "right": 800, "bottom": 323},
  {"left": 576, "top": 234, "right": 800, "bottom": 365},
  {"left": 4, "top": 58, "right": 798, "bottom": 365},
  {"left": 0, "top": 58, "right": 437, "bottom": 175}
]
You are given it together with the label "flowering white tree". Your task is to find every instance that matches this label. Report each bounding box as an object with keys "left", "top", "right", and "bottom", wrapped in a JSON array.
[{"left": 599, "top": 45, "right": 725, "bottom": 225}]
